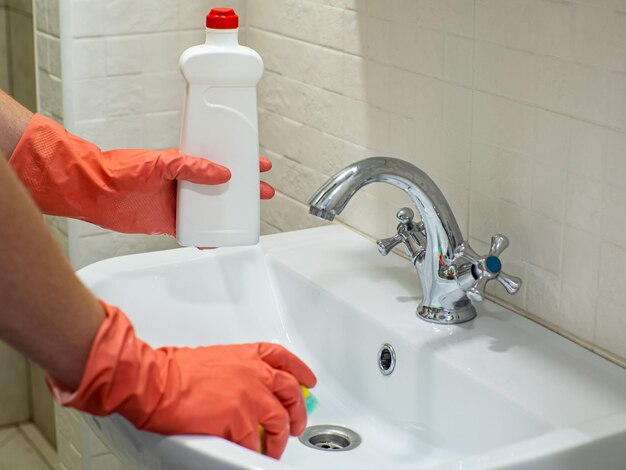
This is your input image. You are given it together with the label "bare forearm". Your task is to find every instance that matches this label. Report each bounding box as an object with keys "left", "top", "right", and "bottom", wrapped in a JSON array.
[
  {"left": 0, "top": 89, "right": 33, "bottom": 160},
  {"left": 0, "top": 154, "right": 104, "bottom": 389}
]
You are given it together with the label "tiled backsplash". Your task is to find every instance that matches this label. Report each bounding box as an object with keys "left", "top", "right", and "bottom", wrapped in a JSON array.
[
  {"left": 248, "top": 0, "right": 626, "bottom": 366},
  {"left": 33, "top": 0, "right": 626, "bottom": 363},
  {"left": 27, "top": 0, "right": 626, "bottom": 468}
]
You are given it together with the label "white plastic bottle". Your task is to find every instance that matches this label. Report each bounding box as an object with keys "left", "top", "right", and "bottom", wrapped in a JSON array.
[{"left": 176, "top": 8, "right": 264, "bottom": 247}]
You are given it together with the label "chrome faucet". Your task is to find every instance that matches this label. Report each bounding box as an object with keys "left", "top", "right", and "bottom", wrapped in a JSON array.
[{"left": 308, "top": 157, "right": 521, "bottom": 324}]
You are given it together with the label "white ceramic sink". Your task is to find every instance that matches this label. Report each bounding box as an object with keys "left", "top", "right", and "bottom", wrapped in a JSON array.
[{"left": 77, "top": 225, "right": 626, "bottom": 470}]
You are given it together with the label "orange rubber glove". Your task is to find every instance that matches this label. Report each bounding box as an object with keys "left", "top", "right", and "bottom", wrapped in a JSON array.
[
  {"left": 47, "top": 301, "right": 317, "bottom": 459},
  {"left": 9, "top": 114, "right": 275, "bottom": 236}
]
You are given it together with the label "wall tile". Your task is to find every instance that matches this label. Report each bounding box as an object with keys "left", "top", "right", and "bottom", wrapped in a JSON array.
[
  {"left": 473, "top": 91, "right": 534, "bottom": 155},
  {"left": 525, "top": 263, "right": 562, "bottom": 328},
  {"left": 474, "top": 41, "right": 535, "bottom": 103},
  {"left": 46, "top": 0, "right": 59, "bottom": 36},
  {"left": 608, "top": 72, "right": 626, "bottom": 131},
  {"left": 74, "top": 115, "right": 145, "bottom": 150},
  {"left": 144, "top": 111, "right": 181, "bottom": 150},
  {"left": 596, "top": 297, "right": 626, "bottom": 359},
  {"left": 0, "top": 10, "right": 9, "bottom": 91},
  {"left": 532, "top": 0, "right": 572, "bottom": 59},
  {"left": 534, "top": 55, "right": 609, "bottom": 124},
  {"left": 531, "top": 162, "right": 567, "bottom": 223},
  {"left": 599, "top": 242, "right": 626, "bottom": 306},
  {"left": 571, "top": 3, "right": 612, "bottom": 69},
  {"left": 470, "top": 141, "right": 532, "bottom": 210},
  {"left": 569, "top": 119, "right": 606, "bottom": 181},
  {"left": 418, "top": 0, "right": 474, "bottom": 38},
  {"left": 560, "top": 281, "right": 597, "bottom": 344},
  {"left": 561, "top": 227, "right": 600, "bottom": 290},
  {"left": 72, "top": 232, "right": 178, "bottom": 270},
  {"left": 343, "top": 54, "right": 367, "bottom": 100},
  {"left": 414, "top": 26, "right": 445, "bottom": 78},
  {"left": 528, "top": 212, "right": 563, "bottom": 275},
  {"left": 343, "top": 10, "right": 365, "bottom": 56},
  {"left": 444, "top": 34, "right": 473, "bottom": 87},
  {"left": 365, "top": 16, "right": 390, "bottom": 64},
  {"left": 565, "top": 172, "right": 603, "bottom": 235},
  {"left": 106, "top": 36, "right": 143, "bottom": 76},
  {"left": 605, "top": 130, "right": 626, "bottom": 190},
  {"left": 390, "top": 22, "right": 420, "bottom": 73},
  {"left": 72, "top": 39, "right": 106, "bottom": 79},
  {"left": 532, "top": 108, "right": 571, "bottom": 168},
  {"left": 142, "top": 72, "right": 184, "bottom": 113},
  {"left": 0, "top": 343, "right": 29, "bottom": 425},
  {"left": 601, "top": 184, "right": 626, "bottom": 248},
  {"left": 611, "top": 10, "right": 626, "bottom": 74},
  {"left": 259, "top": 110, "right": 302, "bottom": 160},
  {"left": 497, "top": 199, "right": 531, "bottom": 261},
  {"left": 9, "top": 10, "right": 37, "bottom": 111},
  {"left": 47, "top": 36, "right": 62, "bottom": 78},
  {"left": 8, "top": 0, "right": 32, "bottom": 15}
]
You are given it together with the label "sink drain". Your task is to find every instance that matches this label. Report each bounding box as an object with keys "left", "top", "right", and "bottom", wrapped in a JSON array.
[
  {"left": 378, "top": 343, "right": 396, "bottom": 375},
  {"left": 299, "top": 425, "right": 362, "bottom": 452}
]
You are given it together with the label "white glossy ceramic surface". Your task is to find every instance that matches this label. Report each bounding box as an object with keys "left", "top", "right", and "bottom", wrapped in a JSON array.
[{"left": 78, "top": 226, "right": 626, "bottom": 470}]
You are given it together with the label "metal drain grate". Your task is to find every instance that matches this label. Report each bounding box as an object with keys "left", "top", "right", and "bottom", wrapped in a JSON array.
[{"left": 299, "top": 425, "right": 362, "bottom": 452}]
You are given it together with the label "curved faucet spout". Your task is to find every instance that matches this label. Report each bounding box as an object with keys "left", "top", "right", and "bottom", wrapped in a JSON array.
[
  {"left": 308, "top": 157, "right": 522, "bottom": 324},
  {"left": 308, "top": 156, "right": 464, "bottom": 265}
]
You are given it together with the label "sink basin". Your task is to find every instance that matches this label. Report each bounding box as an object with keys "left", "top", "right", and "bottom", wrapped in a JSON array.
[{"left": 77, "top": 225, "right": 626, "bottom": 469}]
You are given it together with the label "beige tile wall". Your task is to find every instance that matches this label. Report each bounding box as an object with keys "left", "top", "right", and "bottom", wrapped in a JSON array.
[
  {"left": 249, "top": 0, "right": 626, "bottom": 366},
  {"left": 0, "top": 6, "right": 9, "bottom": 91},
  {"left": 6, "top": 0, "right": 36, "bottom": 111},
  {"left": 0, "top": 0, "right": 41, "bottom": 435}
]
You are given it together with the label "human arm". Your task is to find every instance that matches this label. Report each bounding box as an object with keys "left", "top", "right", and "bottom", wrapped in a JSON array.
[
  {"left": 0, "top": 150, "right": 104, "bottom": 388},
  {"left": 0, "top": 89, "right": 33, "bottom": 159}
]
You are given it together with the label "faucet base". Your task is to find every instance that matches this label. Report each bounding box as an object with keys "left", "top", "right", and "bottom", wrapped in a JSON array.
[{"left": 417, "top": 305, "right": 477, "bottom": 325}]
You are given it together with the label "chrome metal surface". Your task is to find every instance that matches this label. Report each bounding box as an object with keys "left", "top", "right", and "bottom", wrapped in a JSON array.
[
  {"left": 455, "top": 234, "right": 522, "bottom": 302},
  {"left": 308, "top": 157, "right": 521, "bottom": 324},
  {"left": 299, "top": 425, "right": 362, "bottom": 452},
  {"left": 378, "top": 343, "right": 396, "bottom": 375}
]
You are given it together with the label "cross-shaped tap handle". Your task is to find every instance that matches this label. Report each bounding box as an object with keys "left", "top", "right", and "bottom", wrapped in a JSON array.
[{"left": 458, "top": 234, "right": 522, "bottom": 302}]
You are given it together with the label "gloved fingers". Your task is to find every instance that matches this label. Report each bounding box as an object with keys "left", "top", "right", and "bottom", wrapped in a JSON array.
[
  {"left": 260, "top": 181, "right": 275, "bottom": 200},
  {"left": 267, "top": 369, "right": 308, "bottom": 436},
  {"left": 259, "top": 156, "right": 272, "bottom": 173},
  {"left": 157, "top": 151, "right": 231, "bottom": 184},
  {"left": 256, "top": 343, "right": 317, "bottom": 388},
  {"left": 257, "top": 391, "right": 290, "bottom": 459},
  {"left": 262, "top": 421, "right": 290, "bottom": 459},
  {"left": 232, "top": 423, "right": 262, "bottom": 456}
]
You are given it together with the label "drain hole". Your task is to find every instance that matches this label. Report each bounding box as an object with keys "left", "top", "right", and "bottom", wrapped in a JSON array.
[
  {"left": 309, "top": 433, "right": 350, "bottom": 450},
  {"left": 378, "top": 343, "right": 396, "bottom": 375},
  {"left": 299, "top": 425, "right": 362, "bottom": 452}
]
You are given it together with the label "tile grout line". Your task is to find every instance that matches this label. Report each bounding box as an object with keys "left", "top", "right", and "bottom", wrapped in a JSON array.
[
  {"left": 0, "top": 425, "right": 18, "bottom": 449},
  {"left": 17, "top": 423, "right": 58, "bottom": 470}
]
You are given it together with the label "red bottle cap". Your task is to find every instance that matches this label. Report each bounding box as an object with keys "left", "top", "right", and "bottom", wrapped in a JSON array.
[{"left": 206, "top": 8, "right": 239, "bottom": 29}]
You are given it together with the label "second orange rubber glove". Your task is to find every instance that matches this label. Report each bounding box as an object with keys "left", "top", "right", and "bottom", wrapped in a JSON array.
[
  {"left": 47, "top": 301, "right": 317, "bottom": 459},
  {"left": 9, "top": 114, "right": 275, "bottom": 237}
]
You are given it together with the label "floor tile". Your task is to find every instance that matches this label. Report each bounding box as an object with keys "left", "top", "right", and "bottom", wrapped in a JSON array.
[{"left": 0, "top": 429, "right": 50, "bottom": 470}]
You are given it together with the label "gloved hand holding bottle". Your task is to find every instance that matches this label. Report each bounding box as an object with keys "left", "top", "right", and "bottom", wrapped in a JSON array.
[{"left": 8, "top": 113, "right": 275, "bottom": 237}]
